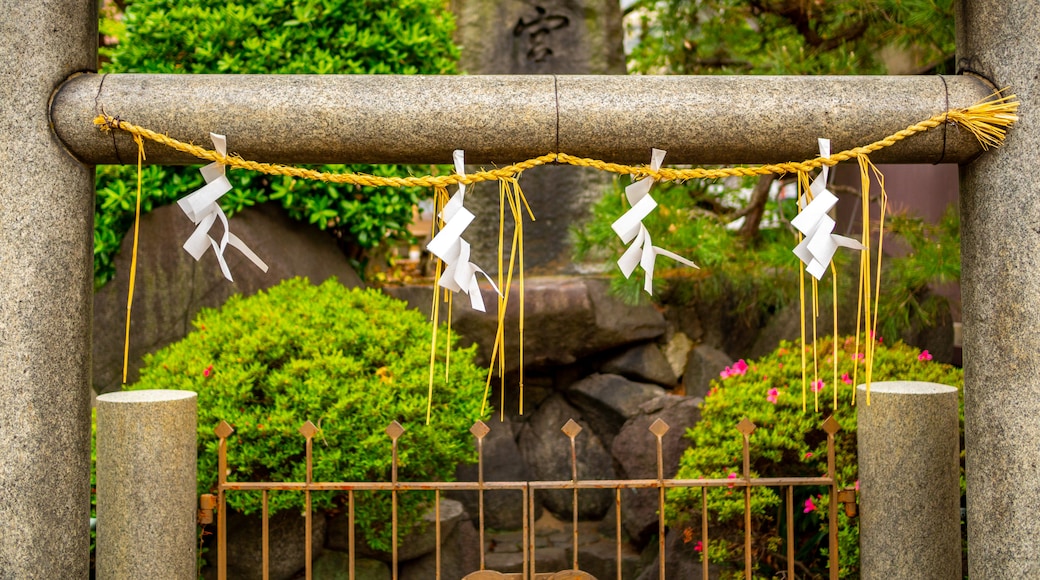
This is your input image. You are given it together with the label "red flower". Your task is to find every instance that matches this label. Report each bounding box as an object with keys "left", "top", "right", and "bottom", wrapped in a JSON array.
[{"left": 203, "top": 365, "right": 213, "bottom": 378}]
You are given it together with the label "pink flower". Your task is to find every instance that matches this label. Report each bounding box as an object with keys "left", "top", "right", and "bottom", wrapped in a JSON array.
[
  {"left": 918, "top": 350, "right": 933, "bottom": 361},
  {"left": 767, "top": 388, "right": 779, "bottom": 404},
  {"left": 852, "top": 353, "right": 865, "bottom": 361},
  {"left": 727, "top": 471, "right": 737, "bottom": 488},
  {"left": 203, "top": 365, "right": 213, "bottom": 378},
  {"left": 804, "top": 452, "right": 813, "bottom": 459},
  {"left": 803, "top": 497, "right": 816, "bottom": 513},
  {"left": 694, "top": 540, "right": 703, "bottom": 552},
  {"left": 855, "top": 480, "right": 860, "bottom": 492},
  {"left": 721, "top": 360, "right": 749, "bottom": 379},
  {"left": 841, "top": 372, "right": 852, "bottom": 385},
  {"left": 811, "top": 379, "right": 824, "bottom": 393}
]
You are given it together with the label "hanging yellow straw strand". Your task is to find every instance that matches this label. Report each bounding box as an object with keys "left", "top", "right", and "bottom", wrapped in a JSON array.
[
  {"left": 92, "top": 92, "right": 1018, "bottom": 188},
  {"left": 831, "top": 263, "right": 839, "bottom": 410},
  {"left": 797, "top": 172, "right": 809, "bottom": 413},
  {"left": 866, "top": 159, "right": 889, "bottom": 406},
  {"left": 122, "top": 134, "right": 146, "bottom": 384},
  {"left": 851, "top": 156, "right": 870, "bottom": 404},
  {"left": 427, "top": 186, "right": 449, "bottom": 424}
]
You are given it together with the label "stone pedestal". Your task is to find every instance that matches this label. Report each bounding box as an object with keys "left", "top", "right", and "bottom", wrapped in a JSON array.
[
  {"left": 857, "top": 382, "right": 960, "bottom": 580},
  {"left": 96, "top": 390, "right": 197, "bottom": 580}
]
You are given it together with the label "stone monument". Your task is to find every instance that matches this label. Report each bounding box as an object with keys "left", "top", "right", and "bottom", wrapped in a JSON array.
[{"left": 451, "top": 0, "right": 626, "bottom": 274}]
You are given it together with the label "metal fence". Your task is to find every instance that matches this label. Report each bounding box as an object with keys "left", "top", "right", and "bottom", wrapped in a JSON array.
[{"left": 204, "top": 416, "right": 849, "bottom": 580}]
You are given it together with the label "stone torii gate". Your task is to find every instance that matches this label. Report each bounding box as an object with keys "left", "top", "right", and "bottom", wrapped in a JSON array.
[{"left": 1, "top": 0, "right": 1036, "bottom": 577}]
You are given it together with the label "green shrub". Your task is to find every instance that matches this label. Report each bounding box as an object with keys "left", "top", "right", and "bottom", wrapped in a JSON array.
[
  {"left": 668, "top": 335, "right": 963, "bottom": 579},
  {"left": 95, "top": 0, "right": 460, "bottom": 288},
  {"left": 131, "top": 278, "right": 488, "bottom": 551}
]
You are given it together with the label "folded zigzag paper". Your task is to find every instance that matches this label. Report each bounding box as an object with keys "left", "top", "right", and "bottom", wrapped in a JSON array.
[
  {"left": 425, "top": 150, "right": 500, "bottom": 312},
  {"left": 177, "top": 133, "right": 268, "bottom": 282},
  {"left": 791, "top": 139, "right": 864, "bottom": 279},
  {"left": 610, "top": 148, "right": 697, "bottom": 295}
]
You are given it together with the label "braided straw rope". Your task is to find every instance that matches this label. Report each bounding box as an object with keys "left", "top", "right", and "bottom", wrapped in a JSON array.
[{"left": 94, "top": 92, "right": 1018, "bottom": 186}]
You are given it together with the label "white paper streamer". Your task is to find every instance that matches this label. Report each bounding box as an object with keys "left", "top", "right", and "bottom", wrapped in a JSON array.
[
  {"left": 791, "top": 139, "right": 864, "bottom": 279},
  {"left": 610, "top": 149, "right": 698, "bottom": 295},
  {"left": 177, "top": 133, "right": 269, "bottom": 282},
  {"left": 425, "top": 150, "right": 500, "bottom": 312}
]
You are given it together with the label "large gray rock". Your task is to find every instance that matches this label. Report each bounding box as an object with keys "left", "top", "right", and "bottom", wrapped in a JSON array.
[
  {"left": 93, "top": 202, "right": 362, "bottom": 393},
  {"left": 611, "top": 395, "right": 703, "bottom": 547},
  {"left": 601, "top": 343, "right": 678, "bottom": 387},
  {"left": 635, "top": 527, "right": 717, "bottom": 580},
  {"left": 450, "top": 417, "right": 540, "bottom": 530},
  {"left": 400, "top": 518, "right": 481, "bottom": 580},
  {"left": 564, "top": 539, "right": 642, "bottom": 580},
  {"left": 340, "top": 499, "right": 466, "bottom": 563},
  {"left": 567, "top": 373, "right": 667, "bottom": 448},
  {"left": 224, "top": 510, "right": 326, "bottom": 580},
  {"left": 313, "top": 552, "right": 390, "bottom": 580},
  {"left": 384, "top": 277, "right": 667, "bottom": 373},
  {"left": 682, "top": 345, "right": 733, "bottom": 399},
  {"left": 452, "top": 0, "right": 626, "bottom": 274},
  {"left": 518, "top": 395, "right": 616, "bottom": 520}
]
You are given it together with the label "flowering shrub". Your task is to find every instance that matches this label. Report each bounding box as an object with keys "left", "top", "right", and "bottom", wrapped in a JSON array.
[
  {"left": 131, "top": 278, "right": 488, "bottom": 551},
  {"left": 668, "top": 335, "right": 964, "bottom": 579}
]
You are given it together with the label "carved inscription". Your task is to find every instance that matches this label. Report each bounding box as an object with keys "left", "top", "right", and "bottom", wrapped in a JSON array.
[{"left": 513, "top": 6, "right": 570, "bottom": 62}]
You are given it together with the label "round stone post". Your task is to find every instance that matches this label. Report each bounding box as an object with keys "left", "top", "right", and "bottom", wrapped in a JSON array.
[
  {"left": 96, "top": 390, "right": 198, "bottom": 580},
  {"left": 957, "top": 1, "right": 1040, "bottom": 577},
  {"left": 0, "top": 0, "right": 97, "bottom": 576},
  {"left": 857, "top": 382, "right": 961, "bottom": 580}
]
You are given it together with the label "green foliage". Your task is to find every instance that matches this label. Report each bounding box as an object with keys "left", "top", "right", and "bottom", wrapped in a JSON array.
[
  {"left": 94, "top": 0, "right": 459, "bottom": 288},
  {"left": 627, "top": 0, "right": 955, "bottom": 75},
  {"left": 878, "top": 205, "right": 961, "bottom": 341},
  {"left": 669, "top": 335, "right": 964, "bottom": 579},
  {"left": 131, "top": 278, "right": 488, "bottom": 551},
  {"left": 574, "top": 177, "right": 816, "bottom": 321}
]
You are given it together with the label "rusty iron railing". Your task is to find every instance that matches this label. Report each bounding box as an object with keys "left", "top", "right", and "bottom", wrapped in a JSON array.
[{"left": 206, "top": 416, "right": 847, "bottom": 580}]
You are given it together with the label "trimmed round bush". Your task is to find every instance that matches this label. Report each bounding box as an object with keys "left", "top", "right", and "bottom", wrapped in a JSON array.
[
  {"left": 132, "top": 277, "right": 488, "bottom": 550},
  {"left": 668, "top": 335, "right": 963, "bottom": 579}
]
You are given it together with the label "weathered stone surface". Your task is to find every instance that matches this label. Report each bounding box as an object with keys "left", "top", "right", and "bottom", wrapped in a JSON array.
[
  {"left": 959, "top": 3, "right": 1040, "bottom": 576},
  {"left": 858, "top": 382, "right": 961, "bottom": 580},
  {"left": 682, "top": 345, "right": 733, "bottom": 399},
  {"left": 95, "top": 390, "right": 197, "bottom": 580},
  {"left": 635, "top": 527, "right": 716, "bottom": 580},
  {"left": 565, "top": 539, "right": 642, "bottom": 580},
  {"left": 518, "top": 395, "right": 617, "bottom": 520},
  {"left": 400, "top": 518, "right": 480, "bottom": 580},
  {"left": 611, "top": 395, "right": 703, "bottom": 546},
  {"left": 313, "top": 552, "right": 390, "bottom": 580},
  {"left": 0, "top": 1, "right": 95, "bottom": 575},
  {"left": 225, "top": 510, "right": 326, "bottom": 580},
  {"left": 567, "top": 373, "right": 667, "bottom": 448},
  {"left": 384, "top": 277, "right": 666, "bottom": 372},
  {"left": 601, "top": 343, "right": 678, "bottom": 387},
  {"left": 529, "top": 547, "right": 568, "bottom": 575},
  {"left": 663, "top": 331, "right": 694, "bottom": 380},
  {"left": 452, "top": 0, "right": 625, "bottom": 273},
  {"left": 450, "top": 417, "right": 538, "bottom": 530},
  {"left": 347, "top": 499, "right": 465, "bottom": 563},
  {"left": 93, "top": 202, "right": 362, "bottom": 393}
]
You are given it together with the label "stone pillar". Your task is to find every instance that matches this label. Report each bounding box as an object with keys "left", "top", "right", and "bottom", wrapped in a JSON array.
[
  {"left": 0, "top": 0, "right": 96, "bottom": 577},
  {"left": 95, "top": 390, "right": 197, "bottom": 580},
  {"left": 956, "top": 1, "right": 1040, "bottom": 577},
  {"left": 452, "top": 0, "right": 625, "bottom": 274},
  {"left": 857, "top": 382, "right": 961, "bottom": 580}
]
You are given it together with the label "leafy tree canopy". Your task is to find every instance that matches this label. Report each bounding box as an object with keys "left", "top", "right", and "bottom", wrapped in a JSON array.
[{"left": 626, "top": 0, "right": 956, "bottom": 75}]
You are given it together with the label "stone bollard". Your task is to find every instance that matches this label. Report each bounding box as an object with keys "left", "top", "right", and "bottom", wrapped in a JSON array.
[
  {"left": 96, "top": 390, "right": 197, "bottom": 580},
  {"left": 857, "top": 382, "right": 960, "bottom": 580}
]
